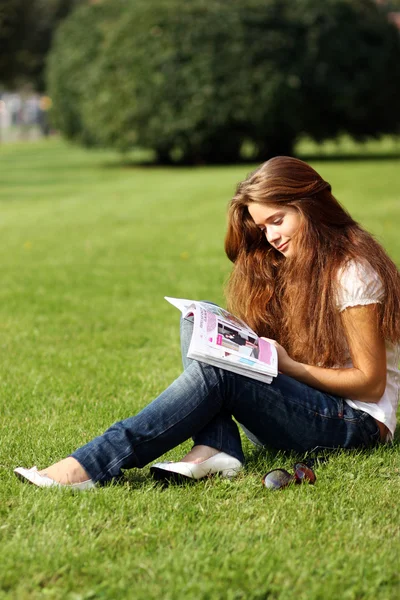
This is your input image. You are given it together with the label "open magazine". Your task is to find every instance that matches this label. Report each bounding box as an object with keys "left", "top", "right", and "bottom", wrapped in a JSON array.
[{"left": 166, "top": 297, "right": 278, "bottom": 384}]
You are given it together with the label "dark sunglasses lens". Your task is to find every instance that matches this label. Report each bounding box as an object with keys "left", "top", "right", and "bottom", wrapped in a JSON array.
[
  {"left": 262, "top": 469, "right": 294, "bottom": 489},
  {"left": 293, "top": 463, "right": 316, "bottom": 484}
]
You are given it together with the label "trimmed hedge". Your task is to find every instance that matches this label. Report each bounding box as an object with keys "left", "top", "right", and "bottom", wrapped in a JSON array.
[{"left": 48, "top": 0, "right": 400, "bottom": 163}]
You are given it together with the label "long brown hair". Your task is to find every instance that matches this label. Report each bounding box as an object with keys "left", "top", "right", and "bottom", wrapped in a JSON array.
[{"left": 225, "top": 156, "right": 400, "bottom": 367}]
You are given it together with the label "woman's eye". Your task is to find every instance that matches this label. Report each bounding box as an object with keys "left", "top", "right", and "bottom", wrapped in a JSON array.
[{"left": 273, "top": 219, "right": 283, "bottom": 225}]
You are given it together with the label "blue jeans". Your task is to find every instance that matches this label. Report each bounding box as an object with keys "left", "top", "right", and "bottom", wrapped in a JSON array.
[{"left": 72, "top": 316, "right": 380, "bottom": 483}]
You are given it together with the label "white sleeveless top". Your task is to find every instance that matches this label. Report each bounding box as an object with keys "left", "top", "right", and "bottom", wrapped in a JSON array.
[{"left": 335, "top": 260, "right": 400, "bottom": 441}]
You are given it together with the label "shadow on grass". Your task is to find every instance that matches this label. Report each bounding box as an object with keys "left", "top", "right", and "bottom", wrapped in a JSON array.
[
  {"left": 99, "top": 429, "right": 400, "bottom": 488},
  {"left": 115, "top": 468, "right": 196, "bottom": 489},
  {"left": 243, "top": 435, "right": 400, "bottom": 475}
]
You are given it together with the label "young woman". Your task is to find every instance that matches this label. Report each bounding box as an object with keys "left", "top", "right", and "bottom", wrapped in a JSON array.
[{"left": 15, "top": 157, "right": 400, "bottom": 488}]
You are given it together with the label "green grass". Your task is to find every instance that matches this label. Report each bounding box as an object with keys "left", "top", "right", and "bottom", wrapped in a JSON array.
[{"left": 0, "top": 138, "right": 399, "bottom": 600}]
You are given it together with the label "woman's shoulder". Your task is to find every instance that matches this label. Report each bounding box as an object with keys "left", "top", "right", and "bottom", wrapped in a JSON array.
[{"left": 335, "top": 259, "right": 384, "bottom": 312}]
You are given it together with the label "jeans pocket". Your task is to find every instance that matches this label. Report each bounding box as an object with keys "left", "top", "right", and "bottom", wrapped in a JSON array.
[{"left": 358, "top": 412, "right": 381, "bottom": 447}]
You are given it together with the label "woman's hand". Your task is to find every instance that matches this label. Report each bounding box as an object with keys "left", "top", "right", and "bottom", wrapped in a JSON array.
[{"left": 260, "top": 337, "right": 297, "bottom": 375}]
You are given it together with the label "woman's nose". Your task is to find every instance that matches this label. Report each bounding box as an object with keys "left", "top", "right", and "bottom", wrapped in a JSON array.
[{"left": 265, "top": 227, "right": 280, "bottom": 244}]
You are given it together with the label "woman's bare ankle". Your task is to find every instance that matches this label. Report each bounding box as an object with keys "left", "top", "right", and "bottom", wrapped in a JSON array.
[
  {"left": 181, "top": 445, "right": 220, "bottom": 464},
  {"left": 38, "top": 457, "right": 91, "bottom": 485}
]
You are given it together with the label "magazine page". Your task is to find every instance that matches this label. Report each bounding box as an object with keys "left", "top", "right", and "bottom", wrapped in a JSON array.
[
  {"left": 165, "top": 297, "right": 197, "bottom": 314},
  {"left": 190, "top": 304, "right": 277, "bottom": 376},
  {"left": 165, "top": 297, "right": 255, "bottom": 334},
  {"left": 165, "top": 297, "right": 278, "bottom": 384}
]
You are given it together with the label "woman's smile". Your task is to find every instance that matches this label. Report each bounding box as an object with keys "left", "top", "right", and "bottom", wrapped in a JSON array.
[
  {"left": 277, "top": 241, "right": 289, "bottom": 253},
  {"left": 247, "top": 203, "right": 301, "bottom": 257}
]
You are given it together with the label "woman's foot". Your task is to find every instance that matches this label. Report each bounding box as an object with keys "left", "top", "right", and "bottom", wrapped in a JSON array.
[
  {"left": 14, "top": 457, "right": 94, "bottom": 488},
  {"left": 180, "top": 445, "right": 220, "bottom": 464},
  {"left": 37, "top": 457, "right": 90, "bottom": 485},
  {"left": 150, "top": 446, "right": 243, "bottom": 482}
]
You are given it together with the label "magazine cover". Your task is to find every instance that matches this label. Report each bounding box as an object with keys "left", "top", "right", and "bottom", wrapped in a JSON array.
[{"left": 165, "top": 297, "right": 278, "bottom": 384}]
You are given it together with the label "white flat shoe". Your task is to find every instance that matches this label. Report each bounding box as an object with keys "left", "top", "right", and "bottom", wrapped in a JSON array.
[
  {"left": 150, "top": 452, "right": 243, "bottom": 482},
  {"left": 14, "top": 466, "right": 95, "bottom": 490}
]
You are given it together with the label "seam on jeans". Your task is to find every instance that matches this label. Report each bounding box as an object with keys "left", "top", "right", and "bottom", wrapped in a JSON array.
[
  {"left": 315, "top": 413, "right": 358, "bottom": 422},
  {"left": 358, "top": 412, "right": 380, "bottom": 446},
  {"left": 99, "top": 446, "right": 140, "bottom": 481},
  {"left": 72, "top": 442, "right": 140, "bottom": 483},
  {"left": 71, "top": 448, "right": 103, "bottom": 482},
  {"left": 237, "top": 373, "right": 348, "bottom": 423},
  {"left": 133, "top": 374, "right": 224, "bottom": 455},
  {"left": 272, "top": 391, "right": 348, "bottom": 422}
]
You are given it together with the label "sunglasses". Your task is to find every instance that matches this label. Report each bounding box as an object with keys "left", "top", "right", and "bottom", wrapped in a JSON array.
[{"left": 262, "top": 462, "right": 316, "bottom": 490}]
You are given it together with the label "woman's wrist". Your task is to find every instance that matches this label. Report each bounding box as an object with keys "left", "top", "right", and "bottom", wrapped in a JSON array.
[{"left": 281, "top": 358, "right": 303, "bottom": 378}]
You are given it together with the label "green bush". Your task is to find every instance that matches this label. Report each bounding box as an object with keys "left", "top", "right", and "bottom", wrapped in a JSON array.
[
  {"left": 0, "top": 0, "right": 81, "bottom": 91},
  {"left": 292, "top": 0, "right": 400, "bottom": 141},
  {"left": 47, "top": 1, "right": 122, "bottom": 144},
  {"left": 47, "top": 0, "right": 400, "bottom": 163}
]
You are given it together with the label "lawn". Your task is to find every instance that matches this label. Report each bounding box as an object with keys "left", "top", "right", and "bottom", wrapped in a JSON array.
[{"left": 0, "top": 138, "right": 399, "bottom": 600}]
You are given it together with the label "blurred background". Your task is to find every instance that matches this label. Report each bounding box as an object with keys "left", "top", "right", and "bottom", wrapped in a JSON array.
[
  {"left": 2, "top": 4, "right": 400, "bottom": 598},
  {"left": 1, "top": 0, "right": 400, "bottom": 160}
]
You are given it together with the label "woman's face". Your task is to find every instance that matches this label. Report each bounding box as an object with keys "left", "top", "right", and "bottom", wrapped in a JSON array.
[{"left": 247, "top": 203, "right": 302, "bottom": 258}]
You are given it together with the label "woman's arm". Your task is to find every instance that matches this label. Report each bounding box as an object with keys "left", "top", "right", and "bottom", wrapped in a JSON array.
[{"left": 263, "top": 304, "right": 387, "bottom": 402}]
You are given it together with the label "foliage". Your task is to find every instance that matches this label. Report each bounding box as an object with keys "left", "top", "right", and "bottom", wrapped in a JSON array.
[
  {"left": 46, "top": 1, "right": 123, "bottom": 145},
  {"left": 0, "top": 138, "right": 400, "bottom": 599},
  {"left": 292, "top": 0, "right": 400, "bottom": 141},
  {"left": 383, "top": 1, "right": 400, "bottom": 10},
  {"left": 47, "top": 0, "right": 400, "bottom": 163},
  {"left": 0, "top": 0, "right": 81, "bottom": 91}
]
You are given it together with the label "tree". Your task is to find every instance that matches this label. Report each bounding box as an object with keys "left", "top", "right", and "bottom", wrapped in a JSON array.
[
  {"left": 292, "top": 0, "right": 400, "bottom": 141},
  {"left": 47, "top": 1, "right": 122, "bottom": 144},
  {"left": 381, "top": 1, "right": 400, "bottom": 10},
  {"left": 0, "top": 0, "right": 82, "bottom": 91},
  {"left": 47, "top": 0, "right": 400, "bottom": 163}
]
